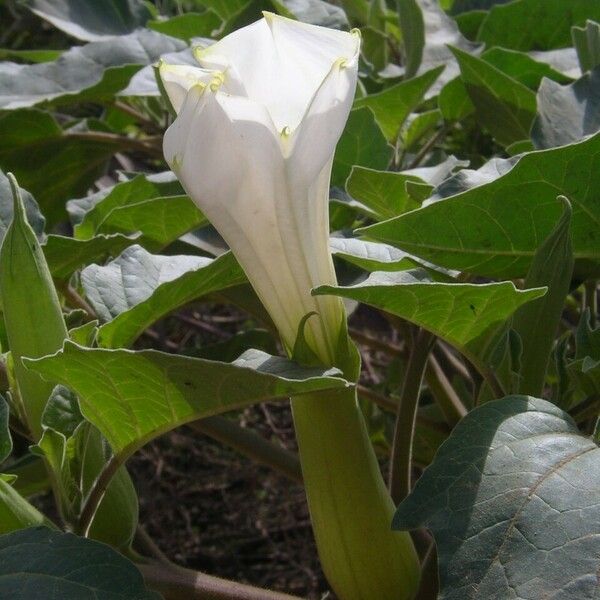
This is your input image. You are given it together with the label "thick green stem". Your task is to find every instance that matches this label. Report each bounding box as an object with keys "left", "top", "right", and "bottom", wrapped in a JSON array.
[{"left": 292, "top": 387, "right": 420, "bottom": 600}]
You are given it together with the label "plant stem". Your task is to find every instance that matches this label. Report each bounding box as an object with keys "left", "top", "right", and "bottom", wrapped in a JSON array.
[
  {"left": 425, "top": 354, "right": 468, "bottom": 427},
  {"left": 66, "top": 131, "right": 163, "bottom": 157},
  {"left": 585, "top": 280, "right": 598, "bottom": 328},
  {"left": 189, "top": 416, "right": 302, "bottom": 484},
  {"left": 357, "top": 383, "right": 398, "bottom": 412},
  {"left": 292, "top": 386, "right": 420, "bottom": 600},
  {"left": 77, "top": 454, "right": 123, "bottom": 537},
  {"left": 139, "top": 563, "right": 303, "bottom": 600},
  {"left": 414, "top": 543, "right": 439, "bottom": 600},
  {"left": 389, "top": 329, "right": 435, "bottom": 504},
  {"left": 57, "top": 282, "right": 96, "bottom": 319}
]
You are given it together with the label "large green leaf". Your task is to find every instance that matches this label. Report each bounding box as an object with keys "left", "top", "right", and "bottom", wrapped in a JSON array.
[
  {"left": 314, "top": 270, "right": 544, "bottom": 370},
  {"left": 0, "top": 30, "right": 184, "bottom": 110},
  {"left": 71, "top": 173, "right": 183, "bottom": 237},
  {"left": 360, "top": 132, "right": 600, "bottom": 279},
  {"left": 81, "top": 246, "right": 246, "bottom": 348},
  {"left": 354, "top": 67, "right": 443, "bottom": 140},
  {"left": 26, "top": 342, "right": 347, "bottom": 459},
  {"left": 330, "top": 237, "right": 422, "bottom": 272},
  {"left": 451, "top": 46, "right": 537, "bottom": 147},
  {"left": 0, "top": 111, "right": 123, "bottom": 225},
  {"left": 0, "top": 527, "right": 159, "bottom": 599},
  {"left": 428, "top": 155, "right": 517, "bottom": 200},
  {"left": 477, "top": 0, "right": 600, "bottom": 51},
  {"left": 44, "top": 233, "right": 139, "bottom": 280},
  {"left": 331, "top": 107, "right": 393, "bottom": 186},
  {"left": 532, "top": 68, "right": 600, "bottom": 149},
  {"left": 393, "top": 396, "right": 600, "bottom": 600},
  {"left": 23, "top": 0, "right": 152, "bottom": 41},
  {"left": 481, "top": 47, "right": 573, "bottom": 88},
  {"left": 93, "top": 195, "right": 207, "bottom": 251},
  {"left": 345, "top": 166, "right": 422, "bottom": 220}
]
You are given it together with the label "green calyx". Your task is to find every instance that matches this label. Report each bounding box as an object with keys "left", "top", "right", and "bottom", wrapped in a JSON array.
[{"left": 0, "top": 174, "right": 68, "bottom": 440}]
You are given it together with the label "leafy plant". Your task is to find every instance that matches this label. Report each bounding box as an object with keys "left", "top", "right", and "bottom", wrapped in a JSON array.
[{"left": 0, "top": 0, "right": 598, "bottom": 599}]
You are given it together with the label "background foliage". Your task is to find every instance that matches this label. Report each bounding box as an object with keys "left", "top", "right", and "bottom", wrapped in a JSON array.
[{"left": 0, "top": 0, "right": 599, "bottom": 598}]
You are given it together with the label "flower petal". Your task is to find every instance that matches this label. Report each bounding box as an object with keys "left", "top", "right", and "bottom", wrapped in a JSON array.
[
  {"left": 195, "top": 14, "right": 360, "bottom": 132},
  {"left": 158, "top": 62, "right": 218, "bottom": 114},
  {"left": 164, "top": 87, "right": 340, "bottom": 358}
]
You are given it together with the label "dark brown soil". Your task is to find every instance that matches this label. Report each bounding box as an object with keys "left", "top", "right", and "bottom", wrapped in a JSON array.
[{"left": 129, "top": 402, "right": 330, "bottom": 599}]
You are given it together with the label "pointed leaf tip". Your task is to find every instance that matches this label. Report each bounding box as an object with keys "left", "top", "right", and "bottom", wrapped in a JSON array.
[{"left": 6, "top": 173, "right": 26, "bottom": 226}]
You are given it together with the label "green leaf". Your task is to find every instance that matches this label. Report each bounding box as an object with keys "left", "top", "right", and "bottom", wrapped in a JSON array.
[
  {"left": 72, "top": 173, "right": 183, "bottom": 238},
  {"left": 148, "top": 12, "right": 222, "bottom": 41},
  {"left": 41, "top": 386, "right": 83, "bottom": 440},
  {"left": 341, "top": 0, "right": 370, "bottom": 24},
  {"left": 0, "top": 30, "right": 184, "bottom": 110},
  {"left": 0, "top": 49, "right": 63, "bottom": 63},
  {"left": 532, "top": 68, "right": 600, "bottom": 150},
  {"left": 314, "top": 270, "right": 545, "bottom": 371},
  {"left": 6, "top": 454, "right": 50, "bottom": 499},
  {"left": 397, "top": 0, "right": 424, "bottom": 77},
  {"left": 359, "top": 132, "right": 600, "bottom": 279},
  {"left": 573, "top": 20, "right": 600, "bottom": 72},
  {"left": 481, "top": 47, "right": 573, "bottom": 89},
  {"left": 512, "top": 199, "right": 573, "bottom": 396},
  {"left": 196, "top": 0, "right": 252, "bottom": 32},
  {"left": 567, "top": 356, "right": 600, "bottom": 399},
  {"left": 331, "top": 237, "right": 423, "bottom": 272},
  {"left": 0, "top": 527, "right": 159, "bottom": 598},
  {"left": 0, "top": 110, "right": 123, "bottom": 225},
  {"left": 0, "top": 395, "right": 11, "bottom": 464},
  {"left": 400, "top": 109, "right": 442, "bottom": 151},
  {"left": 0, "top": 483, "right": 54, "bottom": 534},
  {"left": 393, "top": 395, "right": 600, "bottom": 600},
  {"left": 451, "top": 46, "right": 537, "bottom": 147},
  {"left": 331, "top": 107, "right": 393, "bottom": 187},
  {"left": 438, "top": 76, "right": 474, "bottom": 121},
  {"left": 44, "top": 233, "right": 139, "bottom": 280},
  {"left": 345, "top": 166, "right": 422, "bottom": 220},
  {"left": 354, "top": 67, "right": 443, "bottom": 140},
  {"left": 81, "top": 246, "right": 246, "bottom": 349},
  {"left": 477, "top": 0, "right": 600, "bottom": 51},
  {"left": 428, "top": 155, "right": 517, "bottom": 200},
  {"left": 22, "top": 0, "right": 152, "bottom": 41},
  {"left": 26, "top": 342, "right": 347, "bottom": 460},
  {"left": 451, "top": 0, "right": 510, "bottom": 11},
  {"left": 93, "top": 195, "right": 207, "bottom": 251}
]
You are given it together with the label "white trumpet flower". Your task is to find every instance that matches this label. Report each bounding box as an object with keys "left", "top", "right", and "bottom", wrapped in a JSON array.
[
  {"left": 160, "top": 12, "right": 360, "bottom": 365},
  {"left": 159, "top": 16, "right": 421, "bottom": 600}
]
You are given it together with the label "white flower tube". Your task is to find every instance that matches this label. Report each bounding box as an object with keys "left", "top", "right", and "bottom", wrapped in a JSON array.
[
  {"left": 161, "top": 13, "right": 358, "bottom": 364},
  {"left": 160, "top": 13, "right": 420, "bottom": 600}
]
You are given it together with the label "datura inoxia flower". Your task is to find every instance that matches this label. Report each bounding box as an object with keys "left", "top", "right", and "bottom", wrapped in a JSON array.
[{"left": 159, "top": 12, "right": 360, "bottom": 365}]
